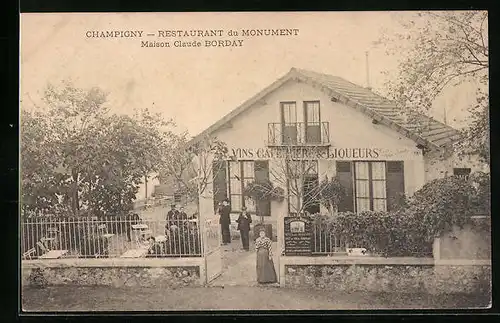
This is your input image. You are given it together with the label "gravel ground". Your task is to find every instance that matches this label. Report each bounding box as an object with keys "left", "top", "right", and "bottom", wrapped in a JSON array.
[{"left": 21, "top": 285, "right": 490, "bottom": 311}]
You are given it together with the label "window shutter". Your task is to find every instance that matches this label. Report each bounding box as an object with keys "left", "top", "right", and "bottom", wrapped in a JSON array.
[
  {"left": 212, "top": 160, "right": 228, "bottom": 212},
  {"left": 254, "top": 161, "right": 271, "bottom": 217},
  {"left": 336, "top": 161, "right": 354, "bottom": 212},
  {"left": 386, "top": 161, "right": 405, "bottom": 212}
]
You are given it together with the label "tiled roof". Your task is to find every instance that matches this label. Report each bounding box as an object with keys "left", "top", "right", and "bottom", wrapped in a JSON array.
[
  {"left": 294, "top": 68, "right": 461, "bottom": 149},
  {"left": 190, "top": 68, "right": 461, "bottom": 150}
]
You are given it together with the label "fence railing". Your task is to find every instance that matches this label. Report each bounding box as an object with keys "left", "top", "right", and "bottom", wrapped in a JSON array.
[
  {"left": 20, "top": 216, "right": 211, "bottom": 260},
  {"left": 311, "top": 221, "right": 346, "bottom": 255}
]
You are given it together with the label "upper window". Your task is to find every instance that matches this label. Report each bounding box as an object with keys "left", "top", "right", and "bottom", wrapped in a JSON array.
[
  {"left": 281, "top": 102, "right": 297, "bottom": 124},
  {"left": 304, "top": 101, "right": 320, "bottom": 124},
  {"left": 354, "top": 161, "right": 387, "bottom": 212}
]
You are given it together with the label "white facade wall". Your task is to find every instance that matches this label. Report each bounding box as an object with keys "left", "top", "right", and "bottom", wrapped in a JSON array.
[{"left": 197, "top": 79, "right": 485, "bottom": 236}]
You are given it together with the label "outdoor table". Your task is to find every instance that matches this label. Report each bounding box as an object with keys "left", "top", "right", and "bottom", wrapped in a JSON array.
[
  {"left": 39, "top": 249, "right": 68, "bottom": 259},
  {"left": 155, "top": 235, "right": 167, "bottom": 243},
  {"left": 131, "top": 224, "right": 149, "bottom": 230},
  {"left": 120, "top": 246, "right": 149, "bottom": 258},
  {"left": 140, "top": 230, "right": 153, "bottom": 236}
]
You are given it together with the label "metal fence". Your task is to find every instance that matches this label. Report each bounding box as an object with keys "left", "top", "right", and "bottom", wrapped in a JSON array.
[
  {"left": 21, "top": 216, "right": 208, "bottom": 260},
  {"left": 311, "top": 221, "right": 346, "bottom": 255}
]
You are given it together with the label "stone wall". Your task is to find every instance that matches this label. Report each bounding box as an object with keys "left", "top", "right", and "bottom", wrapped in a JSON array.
[
  {"left": 284, "top": 263, "right": 491, "bottom": 295},
  {"left": 21, "top": 260, "right": 203, "bottom": 289},
  {"left": 438, "top": 221, "right": 491, "bottom": 260}
]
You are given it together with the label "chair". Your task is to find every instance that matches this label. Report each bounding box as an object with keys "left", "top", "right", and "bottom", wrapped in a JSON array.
[
  {"left": 36, "top": 241, "right": 50, "bottom": 254},
  {"left": 23, "top": 248, "right": 36, "bottom": 260}
]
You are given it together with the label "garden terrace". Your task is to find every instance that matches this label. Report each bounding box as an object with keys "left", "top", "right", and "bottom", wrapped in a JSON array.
[{"left": 20, "top": 216, "right": 210, "bottom": 260}]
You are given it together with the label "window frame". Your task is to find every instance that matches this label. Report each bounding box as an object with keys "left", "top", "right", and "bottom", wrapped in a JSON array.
[
  {"left": 353, "top": 161, "right": 387, "bottom": 212},
  {"left": 280, "top": 101, "right": 298, "bottom": 124},
  {"left": 227, "top": 160, "right": 256, "bottom": 213},
  {"left": 303, "top": 100, "right": 321, "bottom": 125},
  {"left": 287, "top": 159, "right": 319, "bottom": 215}
]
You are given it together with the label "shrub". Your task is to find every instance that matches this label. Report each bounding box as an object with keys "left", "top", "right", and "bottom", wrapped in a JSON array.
[
  {"left": 310, "top": 172, "right": 489, "bottom": 257},
  {"left": 407, "top": 174, "right": 478, "bottom": 240},
  {"left": 312, "top": 211, "right": 432, "bottom": 257}
]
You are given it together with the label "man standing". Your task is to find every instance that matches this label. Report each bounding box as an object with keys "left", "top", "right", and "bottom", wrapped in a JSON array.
[
  {"left": 219, "top": 199, "right": 231, "bottom": 245},
  {"left": 165, "top": 203, "right": 179, "bottom": 233},
  {"left": 236, "top": 206, "right": 252, "bottom": 251}
]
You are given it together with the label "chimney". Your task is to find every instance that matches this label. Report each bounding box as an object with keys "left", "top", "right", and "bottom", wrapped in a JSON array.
[{"left": 365, "top": 51, "right": 372, "bottom": 90}]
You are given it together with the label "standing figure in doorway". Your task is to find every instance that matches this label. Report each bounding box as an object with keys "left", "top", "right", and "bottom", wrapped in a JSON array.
[
  {"left": 219, "top": 199, "right": 231, "bottom": 245},
  {"left": 255, "top": 229, "right": 277, "bottom": 284},
  {"left": 236, "top": 206, "right": 252, "bottom": 251}
]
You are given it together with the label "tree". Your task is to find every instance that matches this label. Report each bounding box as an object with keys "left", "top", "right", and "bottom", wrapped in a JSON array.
[
  {"left": 243, "top": 179, "right": 284, "bottom": 223},
  {"left": 318, "top": 176, "right": 346, "bottom": 216},
  {"left": 158, "top": 134, "right": 228, "bottom": 210},
  {"left": 269, "top": 156, "right": 323, "bottom": 215},
  {"left": 21, "top": 81, "right": 176, "bottom": 218},
  {"left": 379, "top": 11, "right": 489, "bottom": 163}
]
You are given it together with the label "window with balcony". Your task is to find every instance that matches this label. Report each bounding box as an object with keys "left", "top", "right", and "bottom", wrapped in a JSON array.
[
  {"left": 280, "top": 101, "right": 297, "bottom": 145},
  {"left": 268, "top": 100, "right": 329, "bottom": 146},
  {"left": 304, "top": 101, "right": 321, "bottom": 144}
]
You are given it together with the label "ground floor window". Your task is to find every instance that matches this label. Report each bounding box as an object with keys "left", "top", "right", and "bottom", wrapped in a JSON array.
[
  {"left": 287, "top": 160, "right": 320, "bottom": 215},
  {"left": 353, "top": 161, "right": 387, "bottom": 212},
  {"left": 228, "top": 160, "right": 256, "bottom": 213}
]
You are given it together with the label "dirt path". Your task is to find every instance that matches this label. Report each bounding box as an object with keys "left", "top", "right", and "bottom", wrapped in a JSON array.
[
  {"left": 22, "top": 285, "right": 489, "bottom": 311},
  {"left": 214, "top": 240, "right": 279, "bottom": 287}
]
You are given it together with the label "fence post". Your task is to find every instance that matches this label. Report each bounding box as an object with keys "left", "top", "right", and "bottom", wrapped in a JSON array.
[{"left": 433, "top": 237, "right": 441, "bottom": 262}]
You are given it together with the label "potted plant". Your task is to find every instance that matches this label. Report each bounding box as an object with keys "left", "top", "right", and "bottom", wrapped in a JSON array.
[{"left": 243, "top": 180, "right": 284, "bottom": 241}]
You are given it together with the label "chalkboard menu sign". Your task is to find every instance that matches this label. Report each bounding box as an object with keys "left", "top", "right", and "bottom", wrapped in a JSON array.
[{"left": 284, "top": 216, "right": 312, "bottom": 256}]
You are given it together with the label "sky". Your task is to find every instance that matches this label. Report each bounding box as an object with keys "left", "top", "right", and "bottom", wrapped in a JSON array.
[{"left": 20, "top": 12, "right": 480, "bottom": 137}]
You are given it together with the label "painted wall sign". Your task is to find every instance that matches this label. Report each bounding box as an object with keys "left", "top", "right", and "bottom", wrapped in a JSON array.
[
  {"left": 284, "top": 216, "right": 312, "bottom": 256},
  {"left": 228, "top": 147, "right": 422, "bottom": 160}
]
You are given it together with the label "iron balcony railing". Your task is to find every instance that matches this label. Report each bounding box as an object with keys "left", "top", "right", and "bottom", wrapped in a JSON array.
[{"left": 268, "top": 121, "right": 330, "bottom": 146}]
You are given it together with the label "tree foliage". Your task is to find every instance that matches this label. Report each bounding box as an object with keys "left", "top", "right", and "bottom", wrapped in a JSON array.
[
  {"left": 379, "top": 11, "right": 489, "bottom": 163},
  {"left": 21, "top": 81, "right": 176, "bottom": 218},
  {"left": 318, "top": 176, "right": 347, "bottom": 215},
  {"left": 157, "top": 134, "right": 228, "bottom": 205}
]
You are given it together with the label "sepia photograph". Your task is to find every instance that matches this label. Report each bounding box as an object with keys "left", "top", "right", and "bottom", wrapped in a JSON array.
[{"left": 19, "top": 11, "right": 490, "bottom": 311}]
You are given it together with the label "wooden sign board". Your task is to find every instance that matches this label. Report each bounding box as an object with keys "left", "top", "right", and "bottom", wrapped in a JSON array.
[{"left": 284, "top": 216, "right": 312, "bottom": 256}]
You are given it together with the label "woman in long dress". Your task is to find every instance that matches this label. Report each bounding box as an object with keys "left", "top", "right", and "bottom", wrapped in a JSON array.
[{"left": 255, "top": 229, "right": 277, "bottom": 284}]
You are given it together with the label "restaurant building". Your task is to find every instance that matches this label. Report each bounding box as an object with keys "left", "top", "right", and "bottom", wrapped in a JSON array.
[{"left": 190, "top": 68, "right": 487, "bottom": 237}]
